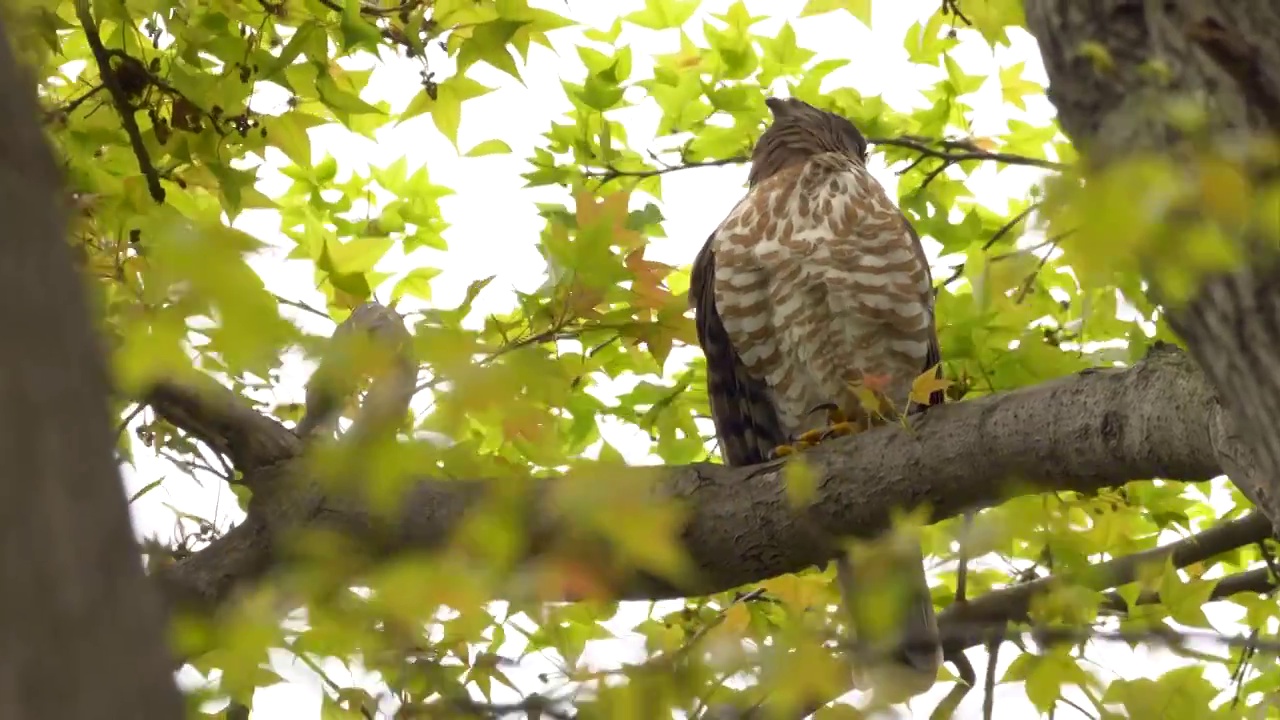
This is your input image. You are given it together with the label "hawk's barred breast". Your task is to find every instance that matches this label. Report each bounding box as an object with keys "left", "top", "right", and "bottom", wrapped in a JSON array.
[{"left": 710, "top": 153, "right": 935, "bottom": 438}]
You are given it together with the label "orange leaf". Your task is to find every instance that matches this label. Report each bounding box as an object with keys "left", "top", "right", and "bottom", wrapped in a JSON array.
[
  {"left": 625, "top": 248, "right": 673, "bottom": 311},
  {"left": 705, "top": 603, "right": 751, "bottom": 647},
  {"left": 540, "top": 558, "right": 612, "bottom": 602},
  {"left": 859, "top": 372, "right": 894, "bottom": 394},
  {"left": 575, "top": 189, "right": 643, "bottom": 250},
  {"left": 502, "top": 407, "right": 548, "bottom": 443}
]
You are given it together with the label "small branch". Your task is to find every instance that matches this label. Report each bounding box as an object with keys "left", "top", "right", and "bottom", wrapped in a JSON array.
[
  {"left": 938, "top": 204, "right": 1044, "bottom": 291},
  {"left": 804, "top": 515, "right": 1273, "bottom": 717},
  {"left": 73, "top": 0, "right": 165, "bottom": 203},
  {"left": 1230, "top": 627, "right": 1261, "bottom": 709},
  {"left": 988, "top": 204, "right": 1040, "bottom": 248},
  {"left": 940, "top": 0, "right": 972, "bottom": 28},
  {"left": 962, "top": 623, "right": 1280, "bottom": 656},
  {"left": 273, "top": 293, "right": 333, "bottom": 322},
  {"left": 1012, "top": 230, "right": 1073, "bottom": 304},
  {"left": 940, "top": 512, "right": 1275, "bottom": 653},
  {"left": 581, "top": 156, "right": 748, "bottom": 183},
  {"left": 43, "top": 84, "right": 105, "bottom": 122},
  {"left": 872, "top": 135, "right": 1068, "bottom": 172},
  {"left": 831, "top": 621, "right": 1280, "bottom": 686},
  {"left": 115, "top": 401, "right": 145, "bottom": 441},
  {"left": 983, "top": 636, "right": 999, "bottom": 720},
  {"left": 1101, "top": 564, "right": 1277, "bottom": 613},
  {"left": 583, "top": 135, "right": 1068, "bottom": 186}
]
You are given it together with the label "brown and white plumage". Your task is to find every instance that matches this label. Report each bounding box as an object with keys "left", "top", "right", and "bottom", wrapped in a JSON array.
[{"left": 690, "top": 97, "right": 943, "bottom": 694}]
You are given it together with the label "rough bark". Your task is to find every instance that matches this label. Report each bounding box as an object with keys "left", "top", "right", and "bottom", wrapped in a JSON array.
[
  {"left": 1025, "top": 0, "right": 1280, "bottom": 527},
  {"left": 153, "top": 344, "right": 1233, "bottom": 613},
  {"left": 0, "top": 24, "right": 183, "bottom": 720}
]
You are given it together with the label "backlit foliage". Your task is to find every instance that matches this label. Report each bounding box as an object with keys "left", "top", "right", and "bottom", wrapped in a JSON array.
[{"left": 10, "top": 0, "right": 1278, "bottom": 717}]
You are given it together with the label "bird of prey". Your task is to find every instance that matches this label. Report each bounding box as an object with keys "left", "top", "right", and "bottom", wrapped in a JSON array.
[
  {"left": 689, "top": 96, "right": 945, "bottom": 697},
  {"left": 296, "top": 302, "right": 416, "bottom": 441}
]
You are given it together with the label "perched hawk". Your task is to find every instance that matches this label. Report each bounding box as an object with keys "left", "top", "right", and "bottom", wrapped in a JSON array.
[{"left": 690, "top": 97, "right": 944, "bottom": 694}]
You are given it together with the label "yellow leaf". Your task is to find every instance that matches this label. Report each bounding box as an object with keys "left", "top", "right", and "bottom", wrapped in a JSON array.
[
  {"left": 1076, "top": 40, "right": 1114, "bottom": 72},
  {"left": 848, "top": 381, "right": 882, "bottom": 414},
  {"left": 761, "top": 574, "right": 828, "bottom": 610},
  {"left": 909, "top": 365, "right": 952, "bottom": 405},
  {"left": 720, "top": 602, "right": 750, "bottom": 635},
  {"left": 1198, "top": 156, "right": 1251, "bottom": 227},
  {"left": 783, "top": 456, "right": 816, "bottom": 507}
]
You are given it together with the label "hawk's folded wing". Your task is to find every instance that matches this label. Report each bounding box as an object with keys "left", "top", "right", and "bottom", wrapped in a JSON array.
[{"left": 689, "top": 234, "right": 787, "bottom": 467}]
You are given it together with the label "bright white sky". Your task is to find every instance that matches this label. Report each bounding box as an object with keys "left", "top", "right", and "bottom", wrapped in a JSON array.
[{"left": 114, "top": 1, "right": 1249, "bottom": 717}]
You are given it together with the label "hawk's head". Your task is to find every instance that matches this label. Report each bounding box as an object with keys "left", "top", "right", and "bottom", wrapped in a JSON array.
[{"left": 748, "top": 97, "right": 869, "bottom": 186}]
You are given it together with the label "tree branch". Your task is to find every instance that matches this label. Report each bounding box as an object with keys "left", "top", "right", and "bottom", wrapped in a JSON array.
[
  {"left": 583, "top": 134, "right": 1067, "bottom": 185},
  {"left": 144, "top": 378, "right": 298, "bottom": 473},
  {"left": 940, "top": 512, "right": 1273, "bottom": 654},
  {"left": 73, "top": 0, "right": 164, "bottom": 203},
  {"left": 153, "top": 344, "right": 1238, "bottom": 615},
  {"left": 582, "top": 155, "right": 748, "bottom": 182},
  {"left": 1104, "top": 565, "right": 1277, "bottom": 613},
  {"left": 875, "top": 135, "right": 1068, "bottom": 175}
]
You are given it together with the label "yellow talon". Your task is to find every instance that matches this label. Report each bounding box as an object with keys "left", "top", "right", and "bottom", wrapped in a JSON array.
[
  {"left": 823, "top": 421, "right": 857, "bottom": 438},
  {"left": 772, "top": 407, "right": 870, "bottom": 459},
  {"left": 796, "top": 428, "right": 826, "bottom": 444}
]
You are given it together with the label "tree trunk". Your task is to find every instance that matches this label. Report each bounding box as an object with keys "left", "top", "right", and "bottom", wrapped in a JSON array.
[
  {"left": 0, "top": 23, "right": 184, "bottom": 720},
  {"left": 1024, "top": 0, "right": 1280, "bottom": 527}
]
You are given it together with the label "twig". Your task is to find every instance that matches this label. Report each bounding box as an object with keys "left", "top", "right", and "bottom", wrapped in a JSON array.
[
  {"left": 988, "top": 204, "right": 1040, "bottom": 248},
  {"left": 115, "top": 402, "right": 145, "bottom": 441},
  {"left": 1230, "top": 627, "right": 1260, "bottom": 709},
  {"left": 312, "top": 0, "right": 422, "bottom": 17},
  {"left": 941, "top": 0, "right": 972, "bottom": 27},
  {"left": 918, "top": 159, "right": 953, "bottom": 190},
  {"left": 983, "top": 634, "right": 1000, "bottom": 720},
  {"left": 311, "top": 0, "right": 440, "bottom": 51},
  {"left": 285, "top": 642, "right": 376, "bottom": 720},
  {"left": 582, "top": 155, "right": 749, "bottom": 183},
  {"left": 273, "top": 293, "right": 333, "bottom": 322},
  {"left": 940, "top": 513, "right": 1275, "bottom": 650},
  {"left": 842, "top": 621, "right": 1277, "bottom": 669},
  {"left": 1058, "top": 696, "right": 1098, "bottom": 719},
  {"left": 73, "top": 0, "right": 165, "bottom": 203},
  {"left": 954, "top": 514, "right": 973, "bottom": 602},
  {"left": 873, "top": 135, "right": 1068, "bottom": 172},
  {"left": 43, "top": 84, "right": 106, "bottom": 122},
  {"left": 1012, "top": 230, "right": 1073, "bottom": 304},
  {"left": 584, "top": 135, "right": 1067, "bottom": 186},
  {"left": 938, "top": 204, "right": 1042, "bottom": 290}
]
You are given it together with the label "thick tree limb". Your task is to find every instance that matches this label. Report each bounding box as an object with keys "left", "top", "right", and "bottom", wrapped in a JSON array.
[
  {"left": 145, "top": 378, "right": 299, "bottom": 472},
  {"left": 153, "top": 344, "right": 1239, "bottom": 614}
]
